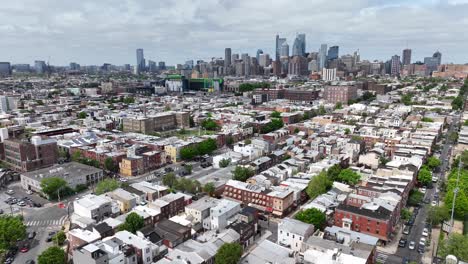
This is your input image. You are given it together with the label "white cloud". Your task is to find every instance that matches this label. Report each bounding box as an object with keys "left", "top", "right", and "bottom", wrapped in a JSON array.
[{"left": 1, "top": 0, "right": 467, "bottom": 65}]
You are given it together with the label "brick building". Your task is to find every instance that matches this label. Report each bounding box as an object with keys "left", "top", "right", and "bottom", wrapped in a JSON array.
[
  {"left": 323, "top": 85, "right": 358, "bottom": 104},
  {"left": 3, "top": 136, "right": 58, "bottom": 172},
  {"left": 223, "top": 180, "right": 294, "bottom": 217}
]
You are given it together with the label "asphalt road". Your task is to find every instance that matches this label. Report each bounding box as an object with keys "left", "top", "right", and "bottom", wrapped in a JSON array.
[{"left": 393, "top": 113, "right": 460, "bottom": 264}]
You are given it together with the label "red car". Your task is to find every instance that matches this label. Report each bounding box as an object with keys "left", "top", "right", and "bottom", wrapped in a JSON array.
[{"left": 20, "top": 245, "right": 29, "bottom": 253}]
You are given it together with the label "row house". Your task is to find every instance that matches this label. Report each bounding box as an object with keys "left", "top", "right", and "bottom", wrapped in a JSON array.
[
  {"left": 149, "top": 193, "right": 185, "bottom": 220},
  {"left": 223, "top": 180, "right": 294, "bottom": 217}
]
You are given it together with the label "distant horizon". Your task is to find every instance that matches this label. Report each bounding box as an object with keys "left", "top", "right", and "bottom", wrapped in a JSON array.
[{"left": 1, "top": 0, "right": 468, "bottom": 65}]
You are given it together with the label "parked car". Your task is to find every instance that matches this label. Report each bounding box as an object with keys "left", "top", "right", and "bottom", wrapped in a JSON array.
[
  {"left": 431, "top": 200, "right": 437, "bottom": 206},
  {"left": 408, "top": 241, "right": 416, "bottom": 250},
  {"left": 25, "top": 260, "right": 35, "bottom": 264},
  {"left": 26, "top": 190, "right": 33, "bottom": 195},
  {"left": 422, "top": 228, "right": 429, "bottom": 237},
  {"left": 4, "top": 257, "right": 14, "bottom": 264},
  {"left": 420, "top": 237, "right": 427, "bottom": 245},
  {"left": 418, "top": 244, "right": 425, "bottom": 254},
  {"left": 398, "top": 238, "right": 407, "bottom": 247},
  {"left": 46, "top": 231, "right": 57, "bottom": 242},
  {"left": 421, "top": 187, "right": 427, "bottom": 193},
  {"left": 18, "top": 201, "right": 26, "bottom": 207},
  {"left": 403, "top": 225, "right": 411, "bottom": 235},
  {"left": 20, "top": 244, "right": 29, "bottom": 253},
  {"left": 28, "top": 232, "right": 36, "bottom": 240},
  {"left": 6, "top": 189, "right": 14, "bottom": 195}
]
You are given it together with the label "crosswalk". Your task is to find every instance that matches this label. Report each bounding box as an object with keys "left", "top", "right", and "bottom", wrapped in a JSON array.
[
  {"left": 375, "top": 251, "right": 389, "bottom": 263},
  {"left": 25, "top": 215, "right": 67, "bottom": 227}
]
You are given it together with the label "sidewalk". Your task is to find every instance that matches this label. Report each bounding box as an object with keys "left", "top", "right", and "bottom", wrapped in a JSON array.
[
  {"left": 423, "top": 227, "right": 440, "bottom": 264},
  {"left": 377, "top": 224, "right": 403, "bottom": 255}
]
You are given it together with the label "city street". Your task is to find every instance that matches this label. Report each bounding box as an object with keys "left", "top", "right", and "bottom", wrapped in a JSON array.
[{"left": 392, "top": 113, "right": 460, "bottom": 264}]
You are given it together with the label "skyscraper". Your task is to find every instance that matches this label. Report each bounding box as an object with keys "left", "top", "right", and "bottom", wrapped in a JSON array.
[
  {"left": 136, "top": 48, "right": 145, "bottom": 74},
  {"left": 433, "top": 51, "right": 442, "bottom": 66},
  {"left": 280, "top": 42, "right": 289, "bottom": 58},
  {"left": 319, "top": 44, "right": 328, "bottom": 71},
  {"left": 224, "top": 48, "right": 232, "bottom": 68},
  {"left": 402, "top": 49, "right": 412, "bottom": 66},
  {"left": 390, "top": 55, "right": 401, "bottom": 76},
  {"left": 0, "top": 62, "right": 12, "bottom": 76},
  {"left": 34, "top": 60, "right": 47, "bottom": 74},
  {"left": 256, "top": 49, "right": 264, "bottom": 61},
  {"left": 327, "top": 46, "right": 339, "bottom": 61},
  {"left": 275, "top": 34, "right": 287, "bottom": 61},
  {"left": 292, "top": 34, "right": 306, "bottom": 57}
]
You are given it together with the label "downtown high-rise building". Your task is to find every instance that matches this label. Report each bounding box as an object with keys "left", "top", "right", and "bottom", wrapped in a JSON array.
[
  {"left": 390, "top": 55, "right": 401, "bottom": 76},
  {"left": 136, "top": 48, "right": 145, "bottom": 74},
  {"left": 327, "top": 46, "right": 339, "bottom": 61},
  {"left": 0, "top": 62, "right": 12, "bottom": 76},
  {"left": 280, "top": 42, "right": 289, "bottom": 58},
  {"left": 256, "top": 49, "right": 264, "bottom": 61},
  {"left": 319, "top": 44, "right": 328, "bottom": 71},
  {"left": 433, "top": 51, "right": 442, "bottom": 65},
  {"left": 224, "top": 48, "right": 232, "bottom": 69},
  {"left": 34, "top": 60, "right": 47, "bottom": 74},
  {"left": 275, "top": 34, "right": 287, "bottom": 61},
  {"left": 402, "top": 49, "right": 412, "bottom": 66},
  {"left": 292, "top": 33, "right": 306, "bottom": 57}
]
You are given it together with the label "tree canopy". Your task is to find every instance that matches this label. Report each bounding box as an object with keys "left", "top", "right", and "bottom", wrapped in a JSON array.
[
  {"left": 0, "top": 215, "right": 26, "bottom": 250},
  {"left": 215, "top": 242, "right": 243, "bottom": 264},
  {"left": 180, "top": 138, "right": 218, "bottom": 160},
  {"left": 201, "top": 118, "right": 219, "bottom": 131},
  {"left": 232, "top": 166, "right": 255, "bottom": 182},
  {"left": 427, "top": 206, "right": 449, "bottom": 226},
  {"left": 162, "top": 172, "right": 177, "bottom": 188},
  {"left": 418, "top": 167, "right": 432, "bottom": 186},
  {"left": 40, "top": 177, "right": 71, "bottom": 200},
  {"left": 295, "top": 208, "right": 327, "bottom": 230},
  {"left": 427, "top": 156, "right": 442, "bottom": 171},
  {"left": 438, "top": 233, "right": 468, "bottom": 262},
  {"left": 203, "top": 182, "right": 216, "bottom": 196},
  {"left": 95, "top": 179, "right": 121, "bottom": 195},
  {"left": 408, "top": 189, "right": 424, "bottom": 206},
  {"left": 104, "top": 157, "right": 118, "bottom": 172},
  {"left": 118, "top": 212, "right": 145, "bottom": 234},
  {"left": 38, "top": 246, "right": 66, "bottom": 264},
  {"left": 337, "top": 169, "right": 361, "bottom": 185},
  {"left": 271, "top": 111, "right": 281, "bottom": 118},
  {"left": 306, "top": 171, "right": 332, "bottom": 200}
]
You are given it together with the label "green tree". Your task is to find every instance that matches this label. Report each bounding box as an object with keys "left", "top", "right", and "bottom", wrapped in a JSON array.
[
  {"left": 219, "top": 158, "right": 231, "bottom": 168},
  {"left": 40, "top": 177, "right": 69, "bottom": 200},
  {"left": 201, "top": 118, "right": 219, "bottom": 131},
  {"left": 408, "top": 189, "right": 424, "bottom": 206},
  {"left": 451, "top": 96, "right": 464, "bottom": 110},
  {"left": 38, "top": 246, "right": 66, "bottom": 264},
  {"left": 427, "top": 156, "right": 442, "bottom": 171},
  {"left": 295, "top": 208, "right": 327, "bottom": 230},
  {"left": 271, "top": 111, "right": 281, "bottom": 118},
  {"left": 244, "top": 139, "right": 252, "bottom": 145},
  {"left": 327, "top": 165, "right": 342, "bottom": 181},
  {"left": 318, "top": 105, "right": 327, "bottom": 115},
  {"left": 421, "top": 117, "right": 434, "bottom": 122},
  {"left": 344, "top": 128, "right": 351, "bottom": 135},
  {"left": 77, "top": 111, "right": 87, "bottom": 119},
  {"left": 215, "top": 242, "right": 243, "bottom": 264},
  {"left": 0, "top": 215, "right": 27, "bottom": 250},
  {"left": 58, "top": 149, "right": 70, "bottom": 160},
  {"left": 162, "top": 172, "right": 177, "bottom": 188},
  {"left": 118, "top": 212, "right": 145, "bottom": 234},
  {"left": 104, "top": 157, "right": 118, "bottom": 172},
  {"left": 418, "top": 167, "right": 432, "bottom": 186},
  {"left": 401, "top": 208, "right": 412, "bottom": 221},
  {"left": 306, "top": 171, "right": 332, "bottom": 199},
  {"left": 95, "top": 179, "right": 121, "bottom": 195},
  {"left": 450, "top": 132, "right": 459, "bottom": 142},
  {"left": 53, "top": 231, "right": 67, "bottom": 246},
  {"left": 204, "top": 182, "right": 216, "bottom": 196},
  {"left": 335, "top": 102, "right": 343, "bottom": 110},
  {"left": 71, "top": 151, "right": 82, "bottom": 162},
  {"left": 337, "top": 169, "right": 361, "bottom": 185},
  {"left": 401, "top": 93, "right": 413, "bottom": 105},
  {"left": 427, "top": 206, "right": 449, "bottom": 226},
  {"left": 438, "top": 233, "right": 468, "bottom": 261},
  {"left": 294, "top": 128, "right": 300, "bottom": 134},
  {"left": 232, "top": 166, "right": 255, "bottom": 182},
  {"left": 123, "top": 96, "right": 135, "bottom": 104},
  {"left": 198, "top": 138, "right": 217, "bottom": 155},
  {"left": 226, "top": 136, "right": 234, "bottom": 146},
  {"left": 302, "top": 112, "right": 310, "bottom": 120},
  {"left": 180, "top": 146, "right": 199, "bottom": 160}
]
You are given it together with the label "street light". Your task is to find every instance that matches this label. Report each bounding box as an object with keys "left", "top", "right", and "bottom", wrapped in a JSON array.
[{"left": 449, "top": 159, "right": 462, "bottom": 233}]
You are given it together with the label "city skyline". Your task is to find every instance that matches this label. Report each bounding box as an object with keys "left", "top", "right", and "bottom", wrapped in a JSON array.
[{"left": 1, "top": 0, "right": 468, "bottom": 65}]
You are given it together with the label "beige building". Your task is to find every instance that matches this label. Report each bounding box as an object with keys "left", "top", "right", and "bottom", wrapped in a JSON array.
[{"left": 123, "top": 111, "right": 190, "bottom": 134}]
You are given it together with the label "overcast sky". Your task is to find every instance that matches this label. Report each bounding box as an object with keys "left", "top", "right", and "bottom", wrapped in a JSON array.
[{"left": 1, "top": 0, "right": 468, "bottom": 66}]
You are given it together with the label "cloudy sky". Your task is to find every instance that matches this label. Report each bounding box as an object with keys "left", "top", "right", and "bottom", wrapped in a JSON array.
[{"left": 1, "top": 0, "right": 468, "bottom": 66}]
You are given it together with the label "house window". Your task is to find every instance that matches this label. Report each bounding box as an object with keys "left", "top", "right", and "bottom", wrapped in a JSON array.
[
  {"left": 376, "top": 230, "right": 380, "bottom": 234},
  {"left": 287, "top": 233, "right": 289, "bottom": 237}
]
